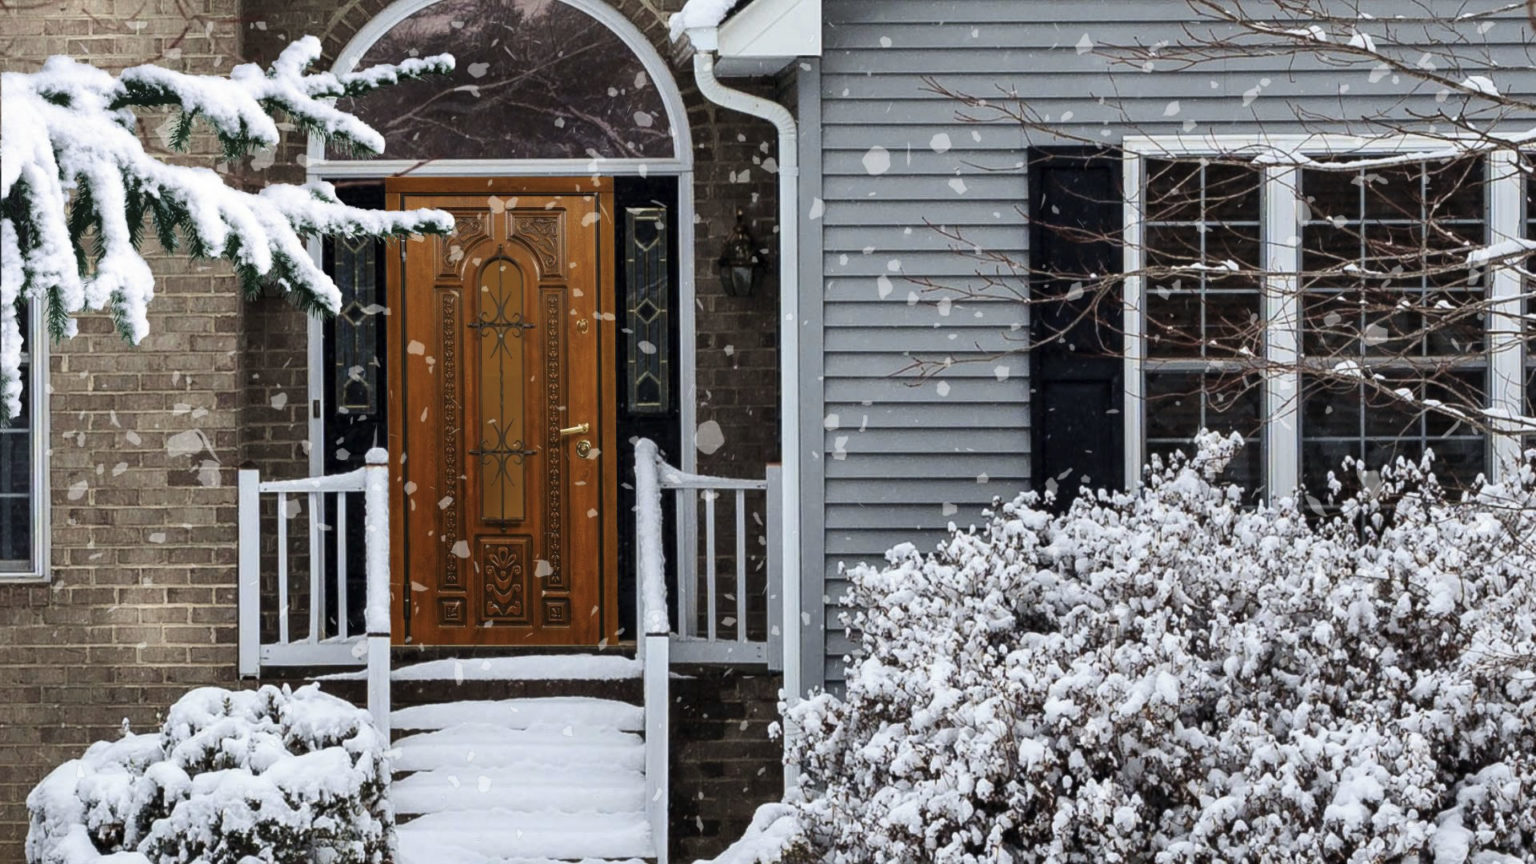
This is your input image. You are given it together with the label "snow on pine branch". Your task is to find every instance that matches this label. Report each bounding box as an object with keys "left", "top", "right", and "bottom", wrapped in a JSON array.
[{"left": 0, "top": 37, "right": 456, "bottom": 421}]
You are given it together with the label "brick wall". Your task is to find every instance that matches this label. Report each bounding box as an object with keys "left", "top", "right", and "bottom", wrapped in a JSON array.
[
  {"left": 0, "top": 2, "right": 246, "bottom": 854},
  {"left": 671, "top": 666, "right": 786, "bottom": 862}
]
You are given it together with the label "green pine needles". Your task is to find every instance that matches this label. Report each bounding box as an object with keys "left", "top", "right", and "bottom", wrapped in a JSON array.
[{"left": 0, "top": 37, "right": 457, "bottom": 421}]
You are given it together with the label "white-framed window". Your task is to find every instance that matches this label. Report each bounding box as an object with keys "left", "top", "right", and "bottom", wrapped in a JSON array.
[
  {"left": 1, "top": 299, "right": 48, "bottom": 580},
  {"left": 1524, "top": 169, "right": 1536, "bottom": 451},
  {"left": 1123, "top": 135, "right": 1528, "bottom": 502}
]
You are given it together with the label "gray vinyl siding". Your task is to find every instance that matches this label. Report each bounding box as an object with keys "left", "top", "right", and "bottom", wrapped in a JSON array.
[{"left": 811, "top": 0, "right": 1536, "bottom": 684}]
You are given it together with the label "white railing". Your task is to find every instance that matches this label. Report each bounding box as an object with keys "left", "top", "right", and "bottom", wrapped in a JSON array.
[
  {"left": 633, "top": 439, "right": 785, "bottom": 864},
  {"left": 238, "top": 448, "right": 391, "bottom": 738},
  {"left": 654, "top": 458, "right": 781, "bottom": 665},
  {"left": 633, "top": 439, "right": 671, "bottom": 864}
]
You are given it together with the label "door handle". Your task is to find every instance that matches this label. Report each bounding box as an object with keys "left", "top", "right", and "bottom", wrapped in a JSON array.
[{"left": 559, "top": 423, "right": 590, "bottom": 437}]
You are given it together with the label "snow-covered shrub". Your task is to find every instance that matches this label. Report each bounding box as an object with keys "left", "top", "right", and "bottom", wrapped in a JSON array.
[
  {"left": 27, "top": 684, "right": 392, "bottom": 864},
  {"left": 694, "top": 804, "right": 816, "bottom": 864},
  {"left": 788, "top": 432, "right": 1536, "bottom": 863}
]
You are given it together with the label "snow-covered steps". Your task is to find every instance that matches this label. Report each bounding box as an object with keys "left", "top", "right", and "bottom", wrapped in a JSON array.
[{"left": 377, "top": 658, "right": 657, "bottom": 864}]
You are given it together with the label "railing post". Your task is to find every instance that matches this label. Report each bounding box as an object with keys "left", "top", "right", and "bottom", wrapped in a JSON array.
[
  {"left": 238, "top": 467, "right": 261, "bottom": 678},
  {"left": 362, "top": 448, "right": 391, "bottom": 741},
  {"left": 634, "top": 439, "right": 670, "bottom": 863},
  {"left": 645, "top": 632, "right": 669, "bottom": 864},
  {"left": 766, "top": 465, "right": 783, "bottom": 672}
]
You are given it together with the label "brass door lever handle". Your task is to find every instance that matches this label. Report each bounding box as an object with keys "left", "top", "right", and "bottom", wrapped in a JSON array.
[{"left": 559, "top": 423, "right": 590, "bottom": 437}]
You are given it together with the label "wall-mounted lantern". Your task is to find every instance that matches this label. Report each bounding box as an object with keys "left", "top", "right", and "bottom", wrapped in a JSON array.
[{"left": 716, "top": 209, "right": 767, "bottom": 297}]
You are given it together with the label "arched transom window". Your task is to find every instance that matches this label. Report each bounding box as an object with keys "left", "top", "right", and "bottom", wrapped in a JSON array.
[{"left": 335, "top": 0, "right": 675, "bottom": 161}]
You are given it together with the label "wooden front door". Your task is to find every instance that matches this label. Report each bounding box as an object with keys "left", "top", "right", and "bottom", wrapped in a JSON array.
[{"left": 386, "top": 178, "right": 618, "bottom": 646}]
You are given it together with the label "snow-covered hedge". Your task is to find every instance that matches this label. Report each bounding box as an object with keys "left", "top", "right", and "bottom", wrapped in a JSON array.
[
  {"left": 693, "top": 804, "right": 815, "bottom": 864},
  {"left": 788, "top": 433, "right": 1536, "bottom": 863},
  {"left": 27, "top": 684, "right": 392, "bottom": 864}
]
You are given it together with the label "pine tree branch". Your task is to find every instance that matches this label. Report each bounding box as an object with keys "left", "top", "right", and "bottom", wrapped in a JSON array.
[{"left": 0, "top": 38, "right": 456, "bottom": 422}]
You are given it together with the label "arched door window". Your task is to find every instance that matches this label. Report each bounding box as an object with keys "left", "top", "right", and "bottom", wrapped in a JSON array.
[{"left": 333, "top": 0, "right": 674, "bottom": 161}]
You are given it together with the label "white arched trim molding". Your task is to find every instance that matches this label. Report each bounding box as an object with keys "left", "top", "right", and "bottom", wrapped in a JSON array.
[{"left": 303, "top": 0, "right": 700, "bottom": 479}]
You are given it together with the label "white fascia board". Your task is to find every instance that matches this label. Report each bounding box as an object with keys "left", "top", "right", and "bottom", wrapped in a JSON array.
[{"left": 716, "top": 0, "right": 820, "bottom": 72}]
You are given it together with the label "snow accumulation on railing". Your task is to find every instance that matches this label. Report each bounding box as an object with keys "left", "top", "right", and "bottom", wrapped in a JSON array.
[{"left": 633, "top": 438, "right": 671, "bottom": 638}]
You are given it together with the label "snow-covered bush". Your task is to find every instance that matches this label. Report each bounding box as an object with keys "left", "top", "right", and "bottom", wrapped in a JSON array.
[
  {"left": 788, "top": 433, "right": 1536, "bottom": 863},
  {"left": 694, "top": 804, "right": 816, "bottom": 864},
  {"left": 27, "top": 684, "right": 392, "bottom": 864}
]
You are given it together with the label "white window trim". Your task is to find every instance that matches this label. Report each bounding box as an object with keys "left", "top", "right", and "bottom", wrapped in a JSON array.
[
  {"left": 1, "top": 300, "right": 50, "bottom": 581},
  {"left": 1122, "top": 133, "right": 1528, "bottom": 497}
]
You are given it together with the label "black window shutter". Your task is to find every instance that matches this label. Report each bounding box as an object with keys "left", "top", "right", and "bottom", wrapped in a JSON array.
[{"left": 1029, "top": 149, "right": 1124, "bottom": 507}]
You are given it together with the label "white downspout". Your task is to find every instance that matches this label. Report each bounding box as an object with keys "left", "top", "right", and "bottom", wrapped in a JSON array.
[{"left": 687, "top": 35, "right": 803, "bottom": 791}]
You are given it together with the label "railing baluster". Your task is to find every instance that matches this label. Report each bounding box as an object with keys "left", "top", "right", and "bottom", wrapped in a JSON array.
[
  {"left": 705, "top": 489, "right": 717, "bottom": 642},
  {"left": 736, "top": 489, "right": 747, "bottom": 643},
  {"left": 277, "top": 492, "right": 289, "bottom": 645},
  {"left": 676, "top": 488, "right": 693, "bottom": 639},
  {"left": 336, "top": 492, "right": 349, "bottom": 641},
  {"left": 308, "top": 491, "right": 323, "bottom": 643}
]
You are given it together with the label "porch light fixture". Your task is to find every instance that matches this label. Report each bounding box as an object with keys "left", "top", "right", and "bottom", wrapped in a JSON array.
[{"left": 716, "top": 209, "right": 766, "bottom": 297}]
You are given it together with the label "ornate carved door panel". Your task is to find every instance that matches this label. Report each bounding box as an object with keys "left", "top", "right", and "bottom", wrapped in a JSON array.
[{"left": 386, "top": 178, "right": 618, "bottom": 646}]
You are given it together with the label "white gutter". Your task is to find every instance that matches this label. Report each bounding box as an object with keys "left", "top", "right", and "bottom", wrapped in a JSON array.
[{"left": 688, "top": 35, "right": 803, "bottom": 769}]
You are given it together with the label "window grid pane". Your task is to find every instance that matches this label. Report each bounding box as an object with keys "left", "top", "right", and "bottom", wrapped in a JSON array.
[
  {"left": 1144, "top": 160, "right": 1262, "bottom": 360},
  {"left": 1523, "top": 170, "right": 1536, "bottom": 452},
  {"left": 1, "top": 299, "right": 33, "bottom": 569},
  {"left": 1299, "top": 160, "right": 1488, "bottom": 498},
  {"left": 1141, "top": 159, "right": 1264, "bottom": 490},
  {"left": 1145, "top": 371, "right": 1265, "bottom": 497}
]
